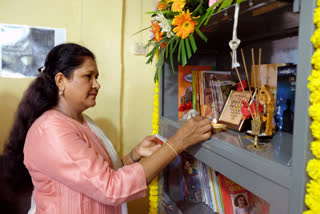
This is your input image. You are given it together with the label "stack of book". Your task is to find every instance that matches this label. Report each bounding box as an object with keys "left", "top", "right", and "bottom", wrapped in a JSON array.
[{"left": 164, "top": 152, "right": 270, "bottom": 214}]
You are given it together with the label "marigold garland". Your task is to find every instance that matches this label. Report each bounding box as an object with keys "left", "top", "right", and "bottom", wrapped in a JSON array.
[
  {"left": 304, "top": 1, "right": 320, "bottom": 213},
  {"left": 148, "top": 50, "right": 160, "bottom": 214}
]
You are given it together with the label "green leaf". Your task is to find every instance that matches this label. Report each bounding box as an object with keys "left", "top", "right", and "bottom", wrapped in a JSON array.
[
  {"left": 169, "top": 40, "right": 175, "bottom": 73},
  {"left": 195, "top": 28, "right": 208, "bottom": 43},
  {"left": 237, "top": 0, "right": 245, "bottom": 3},
  {"left": 178, "top": 39, "right": 183, "bottom": 63},
  {"left": 155, "top": 49, "right": 165, "bottom": 82},
  {"left": 181, "top": 39, "right": 187, "bottom": 66},
  {"left": 185, "top": 38, "right": 192, "bottom": 59},
  {"left": 173, "top": 37, "right": 180, "bottom": 53},
  {"left": 131, "top": 26, "right": 151, "bottom": 37},
  {"left": 165, "top": 38, "right": 174, "bottom": 59},
  {"left": 204, "top": 9, "right": 215, "bottom": 26},
  {"left": 199, "top": 0, "right": 223, "bottom": 27},
  {"left": 165, "top": 45, "right": 169, "bottom": 59},
  {"left": 198, "top": 10, "right": 211, "bottom": 28},
  {"left": 189, "top": 34, "right": 197, "bottom": 53},
  {"left": 154, "top": 69, "right": 159, "bottom": 82},
  {"left": 217, "top": 0, "right": 233, "bottom": 13},
  {"left": 145, "top": 11, "right": 157, "bottom": 15},
  {"left": 145, "top": 37, "right": 167, "bottom": 59}
]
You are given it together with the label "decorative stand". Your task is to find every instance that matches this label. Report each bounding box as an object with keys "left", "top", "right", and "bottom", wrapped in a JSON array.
[{"left": 246, "top": 117, "right": 265, "bottom": 151}]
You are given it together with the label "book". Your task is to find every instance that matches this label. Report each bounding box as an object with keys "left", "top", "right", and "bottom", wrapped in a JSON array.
[
  {"left": 178, "top": 65, "right": 213, "bottom": 119},
  {"left": 217, "top": 174, "right": 270, "bottom": 214},
  {"left": 247, "top": 192, "right": 270, "bottom": 214},
  {"left": 275, "top": 64, "right": 296, "bottom": 133},
  {"left": 218, "top": 174, "right": 250, "bottom": 214},
  {"left": 210, "top": 169, "right": 224, "bottom": 214},
  {"left": 200, "top": 71, "right": 235, "bottom": 120},
  {"left": 204, "top": 165, "right": 218, "bottom": 212},
  {"left": 180, "top": 152, "right": 205, "bottom": 204}
]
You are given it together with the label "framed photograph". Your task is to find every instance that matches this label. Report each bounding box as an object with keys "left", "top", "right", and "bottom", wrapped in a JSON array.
[{"left": 218, "top": 90, "right": 252, "bottom": 131}]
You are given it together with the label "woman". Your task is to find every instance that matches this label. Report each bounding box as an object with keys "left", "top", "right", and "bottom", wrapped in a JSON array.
[
  {"left": 3, "top": 43, "right": 212, "bottom": 214},
  {"left": 234, "top": 194, "right": 249, "bottom": 214}
]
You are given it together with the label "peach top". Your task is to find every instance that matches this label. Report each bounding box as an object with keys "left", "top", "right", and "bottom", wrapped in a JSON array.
[{"left": 24, "top": 110, "right": 147, "bottom": 214}]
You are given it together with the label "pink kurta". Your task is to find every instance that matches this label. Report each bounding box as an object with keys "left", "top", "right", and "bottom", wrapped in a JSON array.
[{"left": 24, "top": 110, "right": 147, "bottom": 214}]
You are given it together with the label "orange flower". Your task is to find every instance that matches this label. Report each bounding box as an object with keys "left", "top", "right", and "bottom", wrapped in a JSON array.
[
  {"left": 172, "top": 10, "right": 198, "bottom": 39},
  {"left": 151, "top": 22, "right": 166, "bottom": 48},
  {"left": 171, "top": 0, "right": 186, "bottom": 12},
  {"left": 157, "top": 1, "right": 168, "bottom": 11}
]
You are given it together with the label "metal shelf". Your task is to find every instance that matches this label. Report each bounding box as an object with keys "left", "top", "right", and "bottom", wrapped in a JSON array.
[
  {"left": 159, "top": 117, "right": 291, "bottom": 213},
  {"left": 158, "top": 0, "right": 315, "bottom": 213}
]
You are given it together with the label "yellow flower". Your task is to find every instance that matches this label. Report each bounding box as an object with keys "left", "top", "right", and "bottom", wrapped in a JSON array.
[
  {"left": 306, "top": 159, "right": 320, "bottom": 180},
  {"left": 305, "top": 180, "right": 320, "bottom": 212},
  {"left": 306, "top": 179, "right": 320, "bottom": 198},
  {"left": 172, "top": 10, "right": 198, "bottom": 39},
  {"left": 308, "top": 70, "right": 320, "bottom": 92},
  {"left": 311, "top": 28, "right": 320, "bottom": 48},
  {"left": 311, "top": 49, "right": 320, "bottom": 70},
  {"left": 310, "top": 92, "right": 320, "bottom": 104},
  {"left": 171, "top": 0, "right": 186, "bottom": 12},
  {"left": 306, "top": 3, "right": 320, "bottom": 213},
  {"left": 315, "top": 8, "right": 320, "bottom": 28},
  {"left": 311, "top": 120, "right": 320, "bottom": 139},
  {"left": 309, "top": 103, "right": 320, "bottom": 121},
  {"left": 305, "top": 192, "right": 320, "bottom": 213},
  {"left": 311, "top": 140, "right": 320, "bottom": 158}
]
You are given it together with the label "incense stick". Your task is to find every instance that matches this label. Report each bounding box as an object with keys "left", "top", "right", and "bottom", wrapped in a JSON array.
[
  {"left": 241, "top": 48, "right": 252, "bottom": 95},
  {"left": 240, "top": 49, "right": 254, "bottom": 119},
  {"left": 259, "top": 48, "right": 261, "bottom": 65},
  {"left": 251, "top": 48, "right": 259, "bottom": 118},
  {"left": 230, "top": 52, "right": 245, "bottom": 91},
  {"left": 230, "top": 52, "right": 253, "bottom": 119},
  {"left": 255, "top": 48, "right": 262, "bottom": 117}
]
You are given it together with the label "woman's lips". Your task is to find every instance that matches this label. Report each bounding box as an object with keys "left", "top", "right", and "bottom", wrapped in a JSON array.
[{"left": 89, "top": 93, "right": 97, "bottom": 97}]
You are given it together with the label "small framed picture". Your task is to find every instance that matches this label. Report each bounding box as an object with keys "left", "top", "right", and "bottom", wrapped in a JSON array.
[{"left": 218, "top": 90, "right": 252, "bottom": 131}]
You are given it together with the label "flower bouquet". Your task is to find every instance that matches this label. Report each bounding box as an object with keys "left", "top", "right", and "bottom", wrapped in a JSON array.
[{"left": 137, "top": 0, "right": 245, "bottom": 82}]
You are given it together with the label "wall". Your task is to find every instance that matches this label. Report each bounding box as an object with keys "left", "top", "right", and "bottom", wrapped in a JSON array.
[
  {"left": 0, "top": 0, "right": 123, "bottom": 154},
  {"left": 0, "top": 0, "right": 155, "bottom": 213},
  {"left": 0, "top": 0, "right": 82, "bottom": 152},
  {"left": 122, "top": 0, "right": 157, "bottom": 213}
]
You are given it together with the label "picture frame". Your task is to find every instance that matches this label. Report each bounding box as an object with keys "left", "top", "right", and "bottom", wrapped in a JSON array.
[{"left": 218, "top": 90, "right": 253, "bottom": 131}]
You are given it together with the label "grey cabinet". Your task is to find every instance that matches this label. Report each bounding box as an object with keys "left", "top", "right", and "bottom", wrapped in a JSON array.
[{"left": 158, "top": 0, "right": 315, "bottom": 213}]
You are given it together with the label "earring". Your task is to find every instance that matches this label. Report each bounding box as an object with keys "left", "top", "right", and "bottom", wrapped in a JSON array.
[{"left": 59, "top": 89, "right": 64, "bottom": 96}]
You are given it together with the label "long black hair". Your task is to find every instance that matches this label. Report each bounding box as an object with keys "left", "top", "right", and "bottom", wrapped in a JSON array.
[{"left": 3, "top": 43, "right": 95, "bottom": 193}]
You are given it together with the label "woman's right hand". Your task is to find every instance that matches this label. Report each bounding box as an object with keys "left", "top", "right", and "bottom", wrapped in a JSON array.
[
  {"left": 169, "top": 116, "right": 213, "bottom": 153},
  {"left": 139, "top": 116, "right": 212, "bottom": 183}
]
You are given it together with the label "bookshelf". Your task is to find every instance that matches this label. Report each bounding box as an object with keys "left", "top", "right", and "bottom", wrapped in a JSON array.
[{"left": 158, "top": 0, "right": 314, "bottom": 213}]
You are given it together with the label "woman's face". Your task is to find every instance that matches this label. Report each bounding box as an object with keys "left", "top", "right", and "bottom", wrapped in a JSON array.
[
  {"left": 63, "top": 57, "right": 100, "bottom": 112},
  {"left": 238, "top": 196, "right": 246, "bottom": 208}
]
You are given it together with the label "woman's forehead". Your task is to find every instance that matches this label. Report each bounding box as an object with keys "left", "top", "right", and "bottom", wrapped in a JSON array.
[{"left": 76, "top": 58, "right": 98, "bottom": 72}]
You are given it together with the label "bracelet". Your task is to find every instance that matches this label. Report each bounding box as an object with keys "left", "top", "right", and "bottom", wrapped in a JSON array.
[
  {"left": 130, "top": 150, "right": 140, "bottom": 163},
  {"left": 164, "top": 142, "right": 178, "bottom": 157}
]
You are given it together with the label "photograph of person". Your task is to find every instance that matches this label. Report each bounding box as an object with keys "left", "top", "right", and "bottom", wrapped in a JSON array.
[{"left": 233, "top": 194, "right": 249, "bottom": 214}]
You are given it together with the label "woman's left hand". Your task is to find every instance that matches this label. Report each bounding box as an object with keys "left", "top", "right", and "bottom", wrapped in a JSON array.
[{"left": 133, "top": 135, "right": 162, "bottom": 160}]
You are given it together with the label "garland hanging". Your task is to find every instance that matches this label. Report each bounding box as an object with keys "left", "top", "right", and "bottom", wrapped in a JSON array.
[
  {"left": 148, "top": 50, "right": 160, "bottom": 214},
  {"left": 304, "top": 1, "right": 320, "bottom": 213}
]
